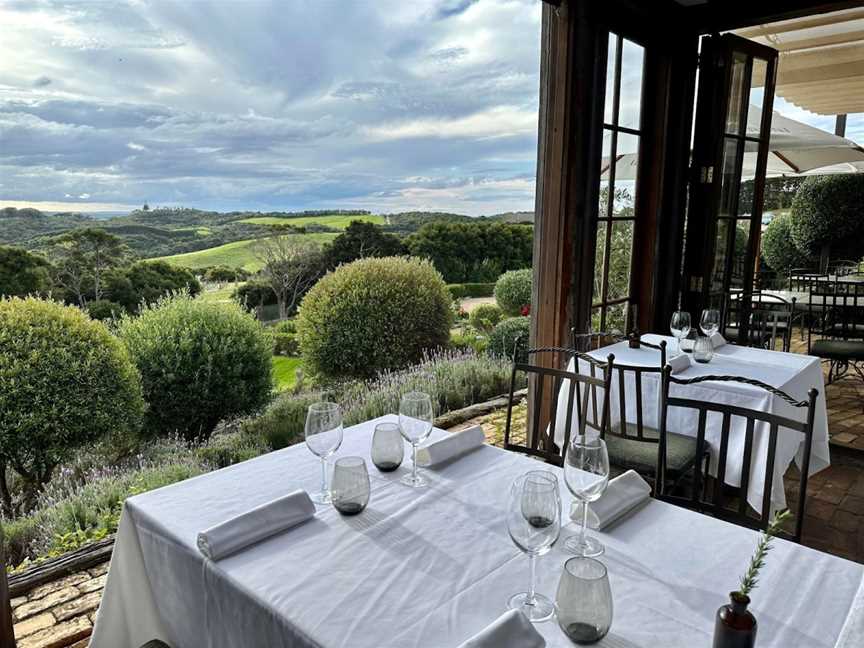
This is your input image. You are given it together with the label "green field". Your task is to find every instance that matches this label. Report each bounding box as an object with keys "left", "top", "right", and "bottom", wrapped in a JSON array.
[
  {"left": 272, "top": 356, "right": 302, "bottom": 391},
  {"left": 198, "top": 282, "right": 243, "bottom": 304},
  {"left": 238, "top": 214, "right": 384, "bottom": 229},
  {"left": 156, "top": 233, "right": 338, "bottom": 271}
]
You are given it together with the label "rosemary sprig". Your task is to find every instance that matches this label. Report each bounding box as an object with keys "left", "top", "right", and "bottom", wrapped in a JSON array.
[{"left": 737, "top": 509, "right": 792, "bottom": 598}]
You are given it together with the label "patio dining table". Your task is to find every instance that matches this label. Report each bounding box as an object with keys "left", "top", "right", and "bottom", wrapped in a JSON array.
[
  {"left": 553, "top": 334, "right": 830, "bottom": 514},
  {"left": 90, "top": 415, "right": 862, "bottom": 648}
]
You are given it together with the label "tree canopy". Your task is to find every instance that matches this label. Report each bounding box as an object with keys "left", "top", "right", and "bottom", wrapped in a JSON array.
[{"left": 0, "top": 246, "right": 52, "bottom": 298}]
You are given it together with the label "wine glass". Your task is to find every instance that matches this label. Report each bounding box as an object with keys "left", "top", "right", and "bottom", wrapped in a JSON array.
[
  {"left": 670, "top": 310, "right": 691, "bottom": 357},
  {"left": 398, "top": 391, "right": 434, "bottom": 488},
  {"left": 506, "top": 470, "right": 561, "bottom": 623},
  {"left": 556, "top": 557, "right": 613, "bottom": 643},
  {"left": 305, "top": 402, "right": 344, "bottom": 504},
  {"left": 563, "top": 435, "right": 610, "bottom": 557},
  {"left": 700, "top": 309, "right": 721, "bottom": 339}
]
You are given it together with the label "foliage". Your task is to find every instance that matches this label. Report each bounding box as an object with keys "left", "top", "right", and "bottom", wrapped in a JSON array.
[
  {"left": 322, "top": 221, "right": 407, "bottom": 268},
  {"left": 255, "top": 236, "right": 328, "bottom": 319},
  {"left": 736, "top": 510, "right": 792, "bottom": 598},
  {"left": 297, "top": 256, "right": 452, "bottom": 379},
  {"left": 117, "top": 293, "right": 273, "bottom": 440},
  {"left": 204, "top": 265, "right": 249, "bottom": 283},
  {"left": 494, "top": 269, "right": 533, "bottom": 316},
  {"left": 790, "top": 174, "right": 864, "bottom": 256},
  {"left": 450, "top": 329, "right": 489, "bottom": 354},
  {"left": 487, "top": 316, "right": 530, "bottom": 364},
  {"left": 272, "top": 356, "right": 303, "bottom": 392},
  {"left": 446, "top": 283, "right": 495, "bottom": 299},
  {"left": 48, "top": 228, "right": 127, "bottom": 306},
  {"left": 469, "top": 303, "right": 503, "bottom": 332},
  {"left": 0, "top": 297, "right": 144, "bottom": 511},
  {"left": 271, "top": 319, "right": 300, "bottom": 356},
  {"left": 196, "top": 430, "right": 270, "bottom": 469},
  {"left": 241, "top": 392, "right": 321, "bottom": 450},
  {"left": 105, "top": 260, "right": 201, "bottom": 312},
  {"left": 761, "top": 212, "right": 811, "bottom": 274},
  {"left": 234, "top": 279, "right": 277, "bottom": 308},
  {"left": 0, "top": 246, "right": 52, "bottom": 298},
  {"left": 407, "top": 221, "right": 533, "bottom": 283},
  {"left": 86, "top": 299, "right": 124, "bottom": 321},
  {"left": 739, "top": 177, "right": 805, "bottom": 214}
]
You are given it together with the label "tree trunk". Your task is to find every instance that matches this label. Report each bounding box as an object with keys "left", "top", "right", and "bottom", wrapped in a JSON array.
[
  {"left": 0, "top": 465, "right": 12, "bottom": 519},
  {"left": 819, "top": 243, "right": 831, "bottom": 273}
]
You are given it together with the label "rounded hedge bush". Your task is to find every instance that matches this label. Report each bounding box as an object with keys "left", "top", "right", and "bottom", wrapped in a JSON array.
[
  {"left": 790, "top": 174, "right": 864, "bottom": 255},
  {"left": 272, "top": 319, "right": 300, "bottom": 356},
  {"left": 296, "top": 256, "right": 452, "bottom": 379},
  {"left": 494, "top": 269, "right": 532, "bottom": 316},
  {"left": 469, "top": 303, "right": 503, "bottom": 333},
  {"left": 87, "top": 299, "right": 124, "bottom": 321},
  {"left": 117, "top": 293, "right": 273, "bottom": 440},
  {"left": 487, "top": 316, "right": 530, "bottom": 364},
  {"left": 0, "top": 297, "right": 144, "bottom": 495},
  {"left": 762, "top": 212, "right": 810, "bottom": 273}
]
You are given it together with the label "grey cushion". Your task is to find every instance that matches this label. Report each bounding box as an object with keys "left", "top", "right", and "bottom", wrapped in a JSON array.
[
  {"left": 811, "top": 338, "right": 864, "bottom": 361},
  {"left": 605, "top": 427, "right": 701, "bottom": 475}
]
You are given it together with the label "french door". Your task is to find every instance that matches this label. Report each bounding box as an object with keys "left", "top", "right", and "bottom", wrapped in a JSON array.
[{"left": 684, "top": 34, "right": 778, "bottom": 341}]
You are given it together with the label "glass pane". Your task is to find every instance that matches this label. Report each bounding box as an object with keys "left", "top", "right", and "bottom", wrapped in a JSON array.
[
  {"left": 591, "top": 307, "right": 603, "bottom": 334},
  {"left": 605, "top": 302, "right": 628, "bottom": 335},
  {"left": 613, "top": 133, "right": 639, "bottom": 217},
  {"left": 725, "top": 53, "right": 747, "bottom": 135},
  {"left": 718, "top": 137, "right": 741, "bottom": 218},
  {"left": 619, "top": 38, "right": 644, "bottom": 130},
  {"left": 604, "top": 33, "right": 617, "bottom": 125},
  {"left": 748, "top": 58, "right": 768, "bottom": 135},
  {"left": 709, "top": 219, "right": 731, "bottom": 294},
  {"left": 593, "top": 223, "right": 607, "bottom": 303},
  {"left": 607, "top": 220, "right": 634, "bottom": 301},
  {"left": 730, "top": 220, "right": 750, "bottom": 290},
  {"left": 599, "top": 129, "right": 613, "bottom": 209}
]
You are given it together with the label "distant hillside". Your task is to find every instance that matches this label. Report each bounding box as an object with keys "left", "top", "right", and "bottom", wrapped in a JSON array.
[{"left": 492, "top": 210, "right": 534, "bottom": 223}]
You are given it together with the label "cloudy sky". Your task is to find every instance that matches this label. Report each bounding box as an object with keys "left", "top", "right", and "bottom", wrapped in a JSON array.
[
  {"left": 0, "top": 1, "right": 861, "bottom": 216},
  {"left": 0, "top": 0, "right": 542, "bottom": 215}
]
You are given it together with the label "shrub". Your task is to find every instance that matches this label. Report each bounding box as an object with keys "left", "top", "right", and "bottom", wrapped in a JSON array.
[
  {"left": 271, "top": 319, "right": 300, "bottom": 356},
  {"left": 0, "top": 246, "right": 52, "bottom": 298},
  {"left": 296, "top": 256, "right": 452, "bottom": 379},
  {"left": 469, "top": 303, "right": 503, "bottom": 333},
  {"left": 234, "top": 280, "right": 277, "bottom": 309},
  {"left": 494, "top": 269, "right": 532, "bottom": 316},
  {"left": 241, "top": 392, "right": 321, "bottom": 450},
  {"left": 790, "top": 174, "right": 864, "bottom": 256},
  {"left": 86, "top": 299, "right": 124, "bottom": 321},
  {"left": 487, "top": 317, "right": 530, "bottom": 364},
  {"left": 196, "top": 430, "right": 270, "bottom": 469},
  {"left": 204, "top": 265, "right": 247, "bottom": 283},
  {"left": 762, "top": 212, "right": 811, "bottom": 274},
  {"left": 117, "top": 293, "right": 273, "bottom": 440},
  {"left": 0, "top": 297, "right": 144, "bottom": 509},
  {"left": 451, "top": 330, "right": 488, "bottom": 355},
  {"left": 447, "top": 283, "right": 495, "bottom": 299}
]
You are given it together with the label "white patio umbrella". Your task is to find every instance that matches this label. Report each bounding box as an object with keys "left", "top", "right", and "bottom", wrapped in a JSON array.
[{"left": 602, "top": 107, "right": 864, "bottom": 181}]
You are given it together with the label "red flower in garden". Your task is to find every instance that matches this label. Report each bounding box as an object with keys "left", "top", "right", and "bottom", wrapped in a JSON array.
[{"left": 520, "top": 304, "right": 531, "bottom": 316}]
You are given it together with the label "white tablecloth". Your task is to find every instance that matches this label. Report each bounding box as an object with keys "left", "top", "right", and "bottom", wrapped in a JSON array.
[
  {"left": 91, "top": 416, "right": 860, "bottom": 648},
  {"left": 552, "top": 335, "right": 830, "bottom": 514}
]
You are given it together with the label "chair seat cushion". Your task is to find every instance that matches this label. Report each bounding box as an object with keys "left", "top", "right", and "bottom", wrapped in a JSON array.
[
  {"left": 811, "top": 338, "right": 864, "bottom": 361},
  {"left": 724, "top": 327, "right": 772, "bottom": 344},
  {"left": 823, "top": 324, "right": 864, "bottom": 339},
  {"left": 605, "top": 428, "right": 700, "bottom": 475}
]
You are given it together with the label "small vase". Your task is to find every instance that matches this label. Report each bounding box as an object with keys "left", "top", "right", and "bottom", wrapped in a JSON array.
[{"left": 713, "top": 592, "right": 757, "bottom": 648}]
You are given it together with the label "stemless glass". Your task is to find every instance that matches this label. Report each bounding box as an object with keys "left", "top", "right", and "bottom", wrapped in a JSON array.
[
  {"left": 563, "top": 435, "right": 610, "bottom": 557},
  {"left": 305, "top": 402, "right": 344, "bottom": 504},
  {"left": 700, "top": 308, "right": 721, "bottom": 338},
  {"left": 670, "top": 310, "right": 691, "bottom": 357},
  {"left": 507, "top": 470, "right": 561, "bottom": 623},
  {"left": 556, "top": 557, "right": 613, "bottom": 644},
  {"left": 398, "top": 391, "right": 434, "bottom": 488},
  {"left": 331, "top": 457, "right": 370, "bottom": 515},
  {"left": 694, "top": 335, "right": 714, "bottom": 364},
  {"left": 371, "top": 422, "right": 404, "bottom": 472}
]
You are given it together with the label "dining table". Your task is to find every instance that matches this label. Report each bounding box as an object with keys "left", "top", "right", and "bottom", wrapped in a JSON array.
[{"left": 90, "top": 414, "right": 862, "bottom": 648}]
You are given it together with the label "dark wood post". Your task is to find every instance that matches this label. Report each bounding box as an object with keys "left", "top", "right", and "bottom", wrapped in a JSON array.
[{"left": 0, "top": 525, "right": 15, "bottom": 647}]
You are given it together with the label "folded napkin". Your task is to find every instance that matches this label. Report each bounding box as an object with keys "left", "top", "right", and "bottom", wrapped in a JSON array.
[
  {"left": 570, "top": 470, "right": 651, "bottom": 530},
  {"left": 668, "top": 353, "right": 690, "bottom": 374},
  {"left": 416, "top": 425, "right": 485, "bottom": 467},
  {"left": 836, "top": 577, "right": 864, "bottom": 648},
  {"left": 710, "top": 332, "right": 726, "bottom": 348},
  {"left": 457, "top": 610, "right": 546, "bottom": 648},
  {"left": 197, "top": 489, "right": 315, "bottom": 560}
]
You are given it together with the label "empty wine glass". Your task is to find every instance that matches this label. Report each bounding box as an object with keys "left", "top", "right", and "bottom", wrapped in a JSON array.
[
  {"left": 670, "top": 310, "right": 691, "bottom": 357},
  {"left": 507, "top": 470, "right": 561, "bottom": 623},
  {"left": 398, "top": 392, "right": 434, "bottom": 488},
  {"left": 700, "top": 308, "right": 720, "bottom": 339},
  {"left": 331, "top": 457, "right": 370, "bottom": 515},
  {"left": 305, "top": 402, "right": 343, "bottom": 504},
  {"left": 563, "top": 435, "right": 610, "bottom": 557}
]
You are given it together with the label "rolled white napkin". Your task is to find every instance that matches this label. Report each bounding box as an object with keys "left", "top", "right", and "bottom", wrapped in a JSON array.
[
  {"left": 416, "top": 425, "right": 485, "bottom": 467},
  {"left": 197, "top": 489, "right": 315, "bottom": 560},
  {"left": 836, "top": 577, "right": 864, "bottom": 648},
  {"left": 668, "top": 353, "right": 690, "bottom": 374},
  {"left": 710, "top": 332, "right": 726, "bottom": 348},
  {"left": 457, "top": 610, "right": 546, "bottom": 648},
  {"left": 570, "top": 470, "right": 651, "bottom": 530}
]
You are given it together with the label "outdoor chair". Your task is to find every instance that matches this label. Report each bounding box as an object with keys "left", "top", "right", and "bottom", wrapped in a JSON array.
[
  {"left": 829, "top": 259, "right": 861, "bottom": 277},
  {"left": 656, "top": 367, "right": 818, "bottom": 542},
  {"left": 750, "top": 293, "right": 796, "bottom": 352},
  {"left": 723, "top": 291, "right": 777, "bottom": 349},
  {"left": 503, "top": 347, "right": 611, "bottom": 467},
  {"left": 808, "top": 280, "right": 864, "bottom": 385},
  {"left": 788, "top": 268, "right": 828, "bottom": 292}
]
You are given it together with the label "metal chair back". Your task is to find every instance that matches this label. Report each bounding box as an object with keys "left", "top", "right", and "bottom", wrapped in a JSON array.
[
  {"left": 504, "top": 347, "right": 612, "bottom": 467},
  {"left": 808, "top": 279, "right": 864, "bottom": 352},
  {"left": 750, "top": 292, "right": 796, "bottom": 352},
  {"left": 789, "top": 269, "right": 828, "bottom": 292},
  {"left": 657, "top": 367, "right": 818, "bottom": 542}
]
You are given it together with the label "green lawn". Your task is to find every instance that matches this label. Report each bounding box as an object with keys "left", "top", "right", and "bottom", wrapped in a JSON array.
[
  {"left": 239, "top": 214, "right": 384, "bottom": 229},
  {"left": 272, "top": 356, "right": 302, "bottom": 391},
  {"left": 155, "top": 233, "right": 338, "bottom": 271},
  {"left": 198, "top": 282, "right": 243, "bottom": 304}
]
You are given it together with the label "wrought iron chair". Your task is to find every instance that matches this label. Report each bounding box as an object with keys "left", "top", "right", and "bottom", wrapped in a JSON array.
[
  {"left": 788, "top": 268, "right": 828, "bottom": 292},
  {"left": 750, "top": 293, "right": 796, "bottom": 352},
  {"left": 656, "top": 367, "right": 818, "bottom": 542},
  {"left": 503, "top": 347, "right": 612, "bottom": 467},
  {"left": 808, "top": 280, "right": 864, "bottom": 385}
]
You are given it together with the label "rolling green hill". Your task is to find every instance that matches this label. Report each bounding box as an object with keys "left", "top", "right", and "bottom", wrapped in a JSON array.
[
  {"left": 238, "top": 214, "right": 384, "bottom": 228},
  {"left": 155, "top": 233, "right": 338, "bottom": 271}
]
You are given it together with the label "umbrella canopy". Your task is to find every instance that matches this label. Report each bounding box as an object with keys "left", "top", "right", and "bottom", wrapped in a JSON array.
[{"left": 602, "top": 106, "right": 864, "bottom": 181}]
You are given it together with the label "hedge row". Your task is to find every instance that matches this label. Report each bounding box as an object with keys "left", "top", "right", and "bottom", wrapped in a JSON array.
[{"left": 447, "top": 283, "right": 495, "bottom": 299}]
